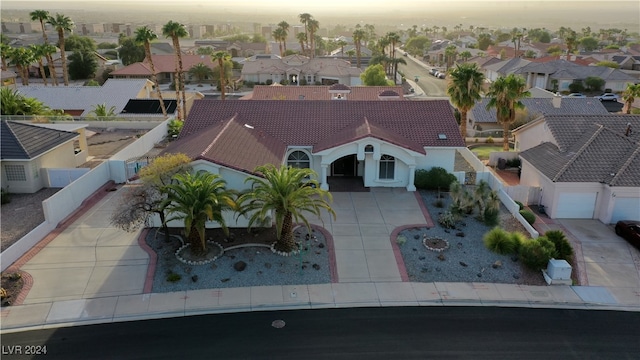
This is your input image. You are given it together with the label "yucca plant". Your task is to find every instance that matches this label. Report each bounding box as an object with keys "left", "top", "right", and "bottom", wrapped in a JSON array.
[
  {"left": 545, "top": 230, "right": 574, "bottom": 260},
  {"left": 483, "top": 227, "right": 515, "bottom": 255}
]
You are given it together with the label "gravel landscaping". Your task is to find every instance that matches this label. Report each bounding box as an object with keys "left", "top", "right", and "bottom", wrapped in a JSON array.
[
  {"left": 146, "top": 225, "right": 332, "bottom": 293},
  {"left": 396, "top": 190, "right": 545, "bottom": 285}
]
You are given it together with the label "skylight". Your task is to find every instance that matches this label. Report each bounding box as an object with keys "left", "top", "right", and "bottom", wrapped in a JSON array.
[{"left": 438, "top": 134, "right": 447, "bottom": 140}]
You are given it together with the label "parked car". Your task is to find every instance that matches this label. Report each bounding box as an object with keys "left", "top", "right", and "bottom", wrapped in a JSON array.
[
  {"left": 595, "top": 93, "right": 619, "bottom": 102},
  {"left": 436, "top": 72, "right": 446, "bottom": 79},
  {"left": 565, "top": 93, "right": 586, "bottom": 98},
  {"left": 615, "top": 220, "right": 640, "bottom": 249},
  {"left": 429, "top": 68, "right": 439, "bottom": 76}
]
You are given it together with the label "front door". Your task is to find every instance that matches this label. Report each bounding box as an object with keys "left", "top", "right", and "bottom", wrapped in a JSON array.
[{"left": 332, "top": 155, "right": 356, "bottom": 176}]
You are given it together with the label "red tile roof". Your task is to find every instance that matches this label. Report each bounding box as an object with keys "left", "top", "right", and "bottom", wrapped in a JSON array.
[
  {"left": 242, "top": 85, "right": 405, "bottom": 100},
  {"left": 111, "top": 54, "right": 218, "bottom": 76}
]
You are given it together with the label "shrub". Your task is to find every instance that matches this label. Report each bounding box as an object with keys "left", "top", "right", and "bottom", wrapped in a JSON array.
[
  {"left": 519, "top": 237, "right": 557, "bottom": 270},
  {"left": 545, "top": 230, "right": 574, "bottom": 260},
  {"left": 166, "top": 273, "right": 181, "bottom": 282},
  {"left": 414, "top": 167, "right": 457, "bottom": 190},
  {"left": 396, "top": 235, "right": 407, "bottom": 246},
  {"left": 483, "top": 227, "right": 516, "bottom": 254},
  {"left": 486, "top": 136, "right": 494, "bottom": 144},
  {"left": 483, "top": 208, "right": 500, "bottom": 226},
  {"left": 438, "top": 211, "right": 457, "bottom": 229},
  {"left": 519, "top": 210, "right": 536, "bottom": 225},
  {"left": 434, "top": 199, "right": 444, "bottom": 208},
  {"left": 1, "top": 188, "right": 10, "bottom": 205},
  {"left": 167, "top": 119, "right": 183, "bottom": 138},
  {"left": 506, "top": 158, "right": 521, "bottom": 168},
  {"left": 514, "top": 200, "right": 524, "bottom": 211},
  {"left": 509, "top": 231, "right": 528, "bottom": 254},
  {"left": 568, "top": 82, "right": 585, "bottom": 93}
]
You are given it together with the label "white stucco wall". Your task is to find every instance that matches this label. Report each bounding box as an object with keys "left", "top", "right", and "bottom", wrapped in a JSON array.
[
  {"left": 514, "top": 121, "right": 556, "bottom": 152},
  {"left": 415, "top": 147, "right": 457, "bottom": 173},
  {"left": 599, "top": 186, "right": 640, "bottom": 224}
]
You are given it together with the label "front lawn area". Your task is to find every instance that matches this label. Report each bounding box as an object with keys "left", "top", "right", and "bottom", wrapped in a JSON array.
[{"left": 469, "top": 145, "right": 504, "bottom": 160}]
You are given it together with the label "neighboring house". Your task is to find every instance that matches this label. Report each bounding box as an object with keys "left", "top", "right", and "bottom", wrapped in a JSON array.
[
  {"left": 469, "top": 96, "right": 609, "bottom": 134},
  {"left": 330, "top": 45, "right": 373, "bottom": 58},
  {"left": 227, "top": 42, "right": 267, "bottom": 58},
  {"left": 514, "top": 115, "right": 640, "bottom": 223},
  {"left": 241, "top": 84, "right": 405, "bottom": 100},
  {"left": 162, "top": 99, "right": 464, "bottom": 195},
  {"left": 110, "top": 54, "right": 219, "bottom": 84},
  {"left": 514, "top": 59, "right": 638, "bottom": 92},
  {"left": 611, "top": 55, "right": 640, "bottom": 71},
  {"left": 241, "top": 54, "right": 362, "bottom": 85},
  {"left": 482, "top": 58, "right": 531, "bottom": 82},
  {"left": 149, "top": 42, "right": 175, "bottom": 55},
  {"left": 18, "top": 79, "right": 177, "bottom": 117},
  {"left": 1, "top": 121, "right": 81, "bottom": 193}
]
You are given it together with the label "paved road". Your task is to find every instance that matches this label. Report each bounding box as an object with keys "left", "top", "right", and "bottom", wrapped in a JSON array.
[
  {"left": 399, "top": 56, "right": 447, "bottom": 98},
  {"left": 3, "top": 307, "right": 639, "bottom": 359}
]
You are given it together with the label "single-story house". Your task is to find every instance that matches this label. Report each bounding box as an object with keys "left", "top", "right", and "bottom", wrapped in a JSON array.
[
  {"left": 241, "top": 54, "right": 362, "bottom": 86},
  {"left": 514, "top": 115, "right": 640, "bottom": 223},
  {"left": 482, "top": 58, "right": 532, "bottom": 82},
  {"left": 1, "top": 121, "right": 83, "bottom": 193},
  {"left": 110, "top": 54, "right": 219, "bottom": 84},
  {"left": 240, "top": 84, "right": 405, "bottom": 100},
  {"left": 469, "top": 95, "right": 609, "bottom": 135},
  {"left": 162, "top": 99, "right": 464, "bottom": 193}
]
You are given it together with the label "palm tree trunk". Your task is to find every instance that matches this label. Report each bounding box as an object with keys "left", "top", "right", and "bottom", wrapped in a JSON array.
[
  {"left": 174, "top": 44, "right": 187, "bottom": 120},
  {"left": 460, "top": 109, "right": 468, "bottom": 140},
  {"left": 502, "top": 118, "right": 510, "bottom": 151},
  {"left": 218, "top": 59, "right": 226, "bottom": 100},
  {"left": 277, "top": 211, "right": 295, "bottom": 253},
  {"left": 144, "top": 44, "right": 167, "bottom": 119},
  {"left": 171, "top": 37, "right": 183, "bottom": 121},
  {"left": 188, "top": 224, "right": 206, "bottom": 256},
  {"left": 59, "top": 31, "right": 69, "bottom": 86},
  {"left": 159, "top": 211, "right": 171, "bottom": 242},
  {"left": 46, "top": 54, "right": 59, "bottom": 86},
  {"left": 38, "top": 60, "right": 48, "bottom": 86}
]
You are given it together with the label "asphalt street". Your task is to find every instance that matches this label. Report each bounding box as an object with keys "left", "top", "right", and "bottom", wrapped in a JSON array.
[
  {"left": 398, "top": 56, "right": 448, "bottom": 97},
  {"left": 2, "top": 307, "right": 639, "bottom": 359}
]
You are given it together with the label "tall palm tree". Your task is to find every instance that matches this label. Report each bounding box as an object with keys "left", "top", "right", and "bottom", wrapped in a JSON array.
[
  {"left": 298, "top": 13, "right": 313, "bottom": 55},
  {"left": 30, "top": 10, "right": 58, "bottom": 86},
  {"left": 277, "top": 21, "right": 290, "bottom": 52},
  {"left": 188, "top": 62, "right": 214, "bottom": 84},
  {"left": 447, "top": 63, "right": 485, "bottom": 138},
  {"left": 163, "top": 172, "right": 236, "bottom": 256},
  {"left": 272, "top": 27, "right": 286, "bottom": 57},
  {"left": 237, "top": 165, "right": 336, "bottom": 253},
  {"left": 353, "top": 28, "right": 365, "bottom": 68},
  {"left": 444, "top": 45, "right": 458, "bottom": 70},
  {"left": 389, "top": 57, "right": 407, "bottom": 84},
  {"left": 9, "top": 47, "right": 35, "bottom": 85},
  {"left": 47, "top": 13, "right": 74, "bottom": 86},
  {"left": 345, "top": 49, "right": 356, "bottom": 65},
  {"left": 29, "top": 44, "right": 49, "bottom": 86},
  {"left": 162, "top": 21, "right": 188, "bottom": 120},
  {"left": 565, "top": 31, "right": 577, "bottom": 57},
  {"left": 621, "top": 83, "right": 640, "bottom": 114},
  {"left": 307, "top": 19, "right": 319, "bottom": 58},
  {"left": 296, "top": 32, "right": 307, "bottom": 55},
  {"left": 336, "top": 39, "right": 347, "bottom": 57},
  {"left": 212, "top": 51, "right": 231, "bottom": 100},
  {"left": 486, "top": 74, "right": 531, "bottom": 151},
  {"left": 387, "top": 32, "right": 401, "bottom": 59},
  {"left": 135, "top": 26, "right": 168, "bottom": 119},
  {"left": 369, "top": 53, "right": 391, "bottom": 74}
]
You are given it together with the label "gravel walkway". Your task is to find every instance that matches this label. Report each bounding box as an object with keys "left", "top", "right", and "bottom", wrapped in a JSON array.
[
  {"left": 147, "top": 226, "right": 331, "bottom": 292},
  {"left": 1, "top": 188, "right": 60, "bottom": 251},
  {"left": 396, "top": 190, "right": 545, "bottom": 285}
]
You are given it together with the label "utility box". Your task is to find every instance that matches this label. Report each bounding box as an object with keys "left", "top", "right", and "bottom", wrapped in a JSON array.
[{"left": 542, "top": 259, "right": 572, "bottom": 285}]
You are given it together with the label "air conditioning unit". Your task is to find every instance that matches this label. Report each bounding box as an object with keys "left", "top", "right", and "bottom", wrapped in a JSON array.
[{"left": 542, "top": 259, "right": 572, "bottom": 285}]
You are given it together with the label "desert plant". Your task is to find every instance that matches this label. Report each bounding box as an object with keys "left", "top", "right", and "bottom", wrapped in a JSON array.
[
  {"left": 461, "top": 190, "right": 475, "bottom": 214},
  {"left": 483, "top": 227, "right": 516, "bottom": 254},
  {"left": 509, "top": 231, "right": 528, "bottom": 254},
  {"left": 166, "top": 272, "right": 181, "bottom": 282},
  {"left": 545, "top": 230, "right": 574, "bottom": 260},
  {"left": 396, "top": 235, "right": 407, "bottom": 246},
  {"left": 519, "top": 237, "right": 557, "bottom": 270},
  {"left": 414, "top": 167, "right": 457, "bottom": 190},
  {"left": 167, "top": 119, "right": 183, "bottom": 138},
  {"left": 438, "top": 211, "right": 458, "bottom": 229},
  {"left": 434, "top": 198, "right": 444, "bottom": 208},
  {"left": 486, "top": 136, "right": 494, "bottom": 144},
  {"left": 519, "top": 210, "right": 536, "bottom": 225},
  {"left": 483, "top": 207, "right": 500, "bottom": 226}
]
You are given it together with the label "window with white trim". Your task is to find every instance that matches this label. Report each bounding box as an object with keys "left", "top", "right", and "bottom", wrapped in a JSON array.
[
  {"left": 287, "top": 151, "right": 310, "bottom": 169},
  {"left": 379, "top": 155, "right": 395, "bottom": 180},
  {"left": 5, "top": 165, "right": 26, "bottom": 181}
]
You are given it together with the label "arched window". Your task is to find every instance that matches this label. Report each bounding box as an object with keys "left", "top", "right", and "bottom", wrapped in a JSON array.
[
  {"left": 379, "top": 155, "right": 395, "bottom": 180},
  {"left": 287, "top": 151, "right": 310, "bottom": 169}
]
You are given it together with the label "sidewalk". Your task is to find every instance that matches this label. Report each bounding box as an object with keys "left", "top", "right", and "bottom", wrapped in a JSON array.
[{"left": 2, "top": 187, "right": 639, "bottom": 333}]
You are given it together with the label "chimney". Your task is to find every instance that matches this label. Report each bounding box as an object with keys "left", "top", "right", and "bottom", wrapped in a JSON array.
[{"left": 552, "top": 94, "right": 562, "bottom": 108}]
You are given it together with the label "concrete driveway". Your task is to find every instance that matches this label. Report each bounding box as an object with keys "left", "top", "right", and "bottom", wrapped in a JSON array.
[{"left": 559, "top": 219, "right": 640, "bottom": 293}]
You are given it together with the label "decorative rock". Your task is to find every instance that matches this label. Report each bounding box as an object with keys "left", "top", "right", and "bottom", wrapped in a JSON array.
[
  {"left": 221, "top": 278, "right": 230, "bottom": 282},
  {"left": 414, "top": 234, "right": 420, "bottom": 240},
  {"left": 513, "top": 274, "right": 520, "bottom": 279},
  {"left": 234, "top": 261, "right": 247, "bottom": 272},
  {"left": 459, "top": 261, "right": 468, "bottom": 267},
  {"left": 412, "top": 248, "right": 417, "bottom": 251},
  {"left": 444, "top": 229, "right": 450, "bottom": 233},
  {"left": 318, "top": 243, "right": 325, "bottom": 249},
  {"left": 460, "top": 221, "right": 467, "bottom": 226},
  {"left": 312, "top": 263, "right": 320, "bottom": 270},
  {"left": 301, "top": 265, "right": 307, "bottom": 270},
  {"left": 185, "top": 267, "right": 192, "bottom": 274},
  {"left": 435, "top": 267, "right": 441, "bottom": 272},
  {"left": 264, "top": 262, "right": 272, "bottom": 269},
  {"left": 457, "top": 242, "right": 463, "bottom": 249},
  {"left": 511, "top": 256, "right": 519, "bottom": 262},
  {"left": 477, "top": 273, "right": 482, "bottom": 277},
  {"left": 211, "top": 263, "right": 217, "bottom": 270},
  {"left": 227, "top": 255, "right": 236, "bottom": 259},
  {"left": 492, "top": 260, "right": 503, "bottom": 269},
  {"left": 257, "top": 271, "right": 263, "bottom": 275},
  {"left": 421, "top": 267, "right": 428, "bottom": 273},
  {"left": 437, "top": 253, "right": 446, "bottom": 261},
  {"left": 191, "top": 275, "right": 198, "bottom": 282},
  {"left": 455, "top": 232, "right": 465, "bottom": 237},
  {"left": 419, "top": 256, "right": 426, "bottom": 260}
]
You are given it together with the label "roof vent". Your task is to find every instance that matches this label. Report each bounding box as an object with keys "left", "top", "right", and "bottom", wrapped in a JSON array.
[
  {"left": 438, "top": 134, "right": 447, "bottom": 140},
  {"left": 244, "top": 124, "right": 254, "bottom": 129},
  {"left": 625, "top": 122, "right": 632, "bottom": 137}
]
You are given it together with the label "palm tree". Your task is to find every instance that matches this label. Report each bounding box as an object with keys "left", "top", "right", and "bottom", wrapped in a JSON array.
[
  {"left": 486, "top": 74, "right": 531, "bottom": 151},
  {"left": 621, "top": 83, "right": 640, "bottom": 114},
  {"left": 447, "top": 63, "right": 485, "bottom": 138},
  {"left": 369, "top": 53, "right": 391, "bottom": 74},
  {"left": 1, "top": 87, "right": 51, "bottom": 115},
  {"left": 296, "top": 32, "right": 307, "bottom": 55},
  {"left": 212, "top": 51, "right": 231, "bottom": 100},
  {"left": 47, "top": 13, "right": 74, "bottom": 86},
  {"left": 444, "top": 45, "right": 458, "bottom": 70},
  {"left": 389, "top": 57, "right": 407, "bottom": 84},
  {"left": 307, "top": 19, "right": 319, "bottom": 57},
  {"left": 163, "top": 172, "right": 236, "bottom": 256},
  {"left": 336, "top": 39, "right": 347, "bottom": 57},
  {"left": 345, "top": 49, "right": 356, "bottom": 65},
  {"left": 298, "top": 13, "right": 313, "bottom": 55},
  {"left": 459, "top": 50, "right": 472, "bottom": 62},
  {"left": 188, "top": 63, "right": 213, "bottom": 84},
  {"left": 565, "top": 31, "right": 577, "bottom": 56},
  {"left": 29, "top": 44, "right": 49, "bottom": 86},
  {"left": 9, "top": 47, "right": 35, "bottom": 85},
  {"left": 237, "top": 165, "right": 336, "bottom": 253},
  {"left": 89, "top": 103, "right": 117, "bottom": 118},
  {"left": 162, "top": 21, "right": 188, "bottom": 120},
  {"left": 353, "top": 28, "right": 366, "bottom": 68},
  {"left": 30, "top": 9, "right": 58, "bottom": 86},
  {"left": 387, "top": 32, "right": 401, "bottom": 59},
  {"left": 272, "top": 27, "right": 286, "bottom": 57},
  {"left": 135, "top": 26, "right": 168, "bottom": 119},
  {"left": 277, "top": 21, "right": 290, "bottom": 52}
]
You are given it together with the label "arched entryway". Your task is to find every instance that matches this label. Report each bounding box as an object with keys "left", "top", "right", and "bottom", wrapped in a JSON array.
[{"left": 328, "top": 155, "right": 368, "bottom": 192}]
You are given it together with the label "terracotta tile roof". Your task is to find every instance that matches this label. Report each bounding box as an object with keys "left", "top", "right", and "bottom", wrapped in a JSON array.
[
  {"left": 520, "top": 115, "right": 640, "bottom": 186},
  {"left": 111, "top": 55, "right": 218, "bottom": 76},
  {"left": 530, "top": 55, "right": 592, "bottom": 66},
  {"left": 245, "top": 85, "right": 405, "bottom": 101},
  {"left": 168, "top": 100, "right": 463, "bottom": 173},
  {"left": 329, "top": 83, "right": 351, "bottom": 91},
  {"left": 110, "top": 62, "right": 152, "bottom": 76}
]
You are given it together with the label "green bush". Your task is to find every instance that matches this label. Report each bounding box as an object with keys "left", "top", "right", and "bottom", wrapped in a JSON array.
[
  {"left": 568, "top": 82, "right": 585, "bottom": 93},
  {"left": 483, "top": 208, "right": 500, "bottom": 226},
  {"left": 519, "top": 237, "right": 557, "bottom": 270},
  {"left": 514, "top": 200, "right": 524, "bottom": 211},
  {"left": 519, "top": 210, "right": 536, "bottom": 225},
  {"left": 509, "top": 231, "right": 528, "bottom": 254},
  {"left": 505, "top": 158, "right": 521, "bottom": 168},
  {"left": 0, "top": 188, "right": 10, "bottom": 205},
  {"left": 545, "top": 230, "right": 574, "bottom": 260},
  {"left": 414, "top": 167, "right": 457, "bottom": 190},
  {"left": 166, "top": 273, "right": 181, "bottom": 282},
  {"left": 486, "top": 136, "right": 494, "bottom": 144},
  {"left": 483, "top": 227, "right": 516, "bottom": 254},
  {"left": 438, "top": 211, "right": 458, "bottom": 229}
]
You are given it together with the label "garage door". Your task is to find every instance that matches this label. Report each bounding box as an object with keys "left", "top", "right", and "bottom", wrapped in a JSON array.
[
  {"left": 611, "top": 197, "right": 640, "bottom": 222},
  {"left": 556, "top": 193, "right": 597, "bottom": 218}
]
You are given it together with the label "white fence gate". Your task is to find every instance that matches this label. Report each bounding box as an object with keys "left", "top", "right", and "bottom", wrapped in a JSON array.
[{"left": 505, "top": 185, "right": 542, "bottom": 206}]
